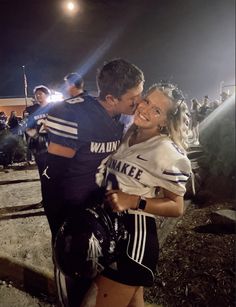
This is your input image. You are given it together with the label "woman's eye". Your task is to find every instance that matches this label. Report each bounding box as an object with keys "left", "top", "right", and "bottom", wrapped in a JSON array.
[{"left": 154, "top": 108, "right": 160, "bottom": 115}]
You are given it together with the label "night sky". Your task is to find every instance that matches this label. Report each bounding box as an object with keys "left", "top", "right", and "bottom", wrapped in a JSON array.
[{"left": 0, "top": 0, "right": 235, "bottom": 101}]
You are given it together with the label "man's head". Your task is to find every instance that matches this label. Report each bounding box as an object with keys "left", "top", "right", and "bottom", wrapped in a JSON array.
[
  {"left": 33, "top": 85, "right": 50, "bottom": 106},
  {"left": 97, "top": 59, "right": 144, "bottom": 116},
  {"left": 64, "top": 72, "right": 84, "bottom": 98}
]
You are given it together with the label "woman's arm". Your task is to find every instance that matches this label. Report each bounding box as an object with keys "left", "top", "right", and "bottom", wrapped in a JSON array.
[{"left": 105, "top": 188, "right": 184, "bottom": 217}]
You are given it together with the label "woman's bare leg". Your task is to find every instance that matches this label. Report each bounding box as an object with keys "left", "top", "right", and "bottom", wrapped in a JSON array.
[
  {"left": 128, "top": 286, "right": 144, "bottom": 307},
  {"left": 81, "top": 275, "right": 140, "bottom": 307}
]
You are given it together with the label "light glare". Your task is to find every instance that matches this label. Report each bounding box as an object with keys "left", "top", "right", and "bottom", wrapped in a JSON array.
[
  {"left": 48, "top": 90, "right": 64, "bottom": 103},
  {"left": 62, "top": 1, "right": 79, "bottom": 16},
  {"left": 67, "top": 2, "right": 75, "bottom": 11}
]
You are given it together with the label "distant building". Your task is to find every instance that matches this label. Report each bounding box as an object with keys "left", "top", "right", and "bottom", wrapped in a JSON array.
[{"left": 0, "top": 97, "right": 33, "bottom": 117}]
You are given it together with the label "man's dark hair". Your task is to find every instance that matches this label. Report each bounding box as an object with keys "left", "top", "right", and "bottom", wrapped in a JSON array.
[
  {"left": 64, "top": 72, "right": 84, "bottom": 89},
  {"left": 33, "top": 85, "right": 50, "bottom": 96},
  {"left": 96, "top": 59, "right": 144, "bottom": 100}
]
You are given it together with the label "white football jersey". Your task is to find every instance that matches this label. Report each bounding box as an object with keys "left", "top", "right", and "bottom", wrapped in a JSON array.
[{"left": 102, "top": 134, "right": 191, "bottom": 198}]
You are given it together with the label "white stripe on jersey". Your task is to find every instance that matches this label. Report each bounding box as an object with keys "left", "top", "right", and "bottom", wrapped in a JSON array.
[
  {"left": 47, "top": 127, "right": 78, "bottom": 140},
  {"left": 162, "top": 169, "right": 189, "bottom": 183},
  {"left": 46, "top": 120, "right": 78, "bottom": 136},
  {"left": 47, "top": 115, "right": 78, "bottom": 127}
]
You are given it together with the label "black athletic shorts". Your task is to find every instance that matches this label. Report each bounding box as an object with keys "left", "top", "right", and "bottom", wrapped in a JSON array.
[{"left": 103, "top": 210, "right": 159, "bottom": 287}]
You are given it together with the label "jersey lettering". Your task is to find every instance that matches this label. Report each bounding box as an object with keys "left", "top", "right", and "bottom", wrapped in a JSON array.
[
  {"left": 90, "top": 141, "right": 120, "bottom": 153},
  {"left": 107, "top": 158, "right": 143, "bottom": 181}
]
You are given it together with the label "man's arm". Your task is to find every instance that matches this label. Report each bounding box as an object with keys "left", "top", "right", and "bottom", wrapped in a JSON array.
[{"left": 48, "top": 142, "right": 76, "bottom": 158}]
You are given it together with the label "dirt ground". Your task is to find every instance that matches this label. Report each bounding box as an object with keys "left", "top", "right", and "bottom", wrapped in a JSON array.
[{"left": 145, "top": 200, "right": 236, "bottom": 307}]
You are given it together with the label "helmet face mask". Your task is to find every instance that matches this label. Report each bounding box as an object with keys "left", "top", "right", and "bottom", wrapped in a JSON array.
[{"left": 54, "top": 205, "right": 126, "bottom": 279}]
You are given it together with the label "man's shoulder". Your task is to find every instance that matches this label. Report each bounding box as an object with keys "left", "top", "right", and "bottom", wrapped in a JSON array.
[
  {"left": 47, "top": 97, "right": 89, "bottom": 125},
  {"left": 65, "top": 93, "right": 96, "bottom": 105},
  {"left": 26, "top": 104, "right": 39, "bottom": 113},
  {"left": 53, "top": 94, "right": 96, "bottom": 113}
]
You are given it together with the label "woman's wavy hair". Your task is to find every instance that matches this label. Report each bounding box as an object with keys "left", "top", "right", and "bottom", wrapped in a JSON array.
[{"left": 148, "top": 82, "right": 190, "bottom": 151}]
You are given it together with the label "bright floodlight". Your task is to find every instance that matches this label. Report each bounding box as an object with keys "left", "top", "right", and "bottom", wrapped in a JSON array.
[
  {"left": 62, "top": 1, "right": 79, "bottom": 15},
  {"left": 67, "top": 2, "right": 75, "bottom": 11},
  {"left": 48, "top": 90, "right": 64, "bottom": 103}
]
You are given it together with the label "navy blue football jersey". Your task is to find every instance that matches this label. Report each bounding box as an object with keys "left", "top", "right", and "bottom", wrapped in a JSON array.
[
  {"left": 26, "top": 103, "right": 52, "bottom": 132},
  {"left": 46, "top": 93, "right": 124, "bottom": 205},
  {"left": 25, "top": 102, "right": 53, "bottom": 154}
]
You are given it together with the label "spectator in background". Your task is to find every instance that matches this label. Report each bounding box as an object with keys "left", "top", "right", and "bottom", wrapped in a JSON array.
[
  {"left": 0, "top": 111, "right": 8, "bottom": 131},
  {"left": 25, "top": 85, "right": 52, "bottom": 179},
  {"left": 190, "top": 98, "right": 201, "bottom": 145},
  {"left": 63, "top": 72, "right": 85, "bottom": 98},
  {"left": 198, "top": 95, "right": 210, "bottom": 122},
  {"left": 220, "top": 91, "right": 230, "bottom": 103},
  {"left": 209, "top": 99, "right": 220, "bottom": 113},
  {"left": 7, "top": 110, "right": 21, "bottom": 135},
  {"left": 21, "top": 110, "right": 33, "bottom": 163}
]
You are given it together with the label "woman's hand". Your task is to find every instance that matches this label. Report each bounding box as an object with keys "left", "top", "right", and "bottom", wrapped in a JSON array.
[{"left": 105, "top": 190, "right": 137, "bottom": 212}]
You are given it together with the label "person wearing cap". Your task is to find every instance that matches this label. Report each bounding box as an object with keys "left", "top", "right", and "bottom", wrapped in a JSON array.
[
  {"left": 63, "top": 72, "right": 85, "bottom": 98},
  {"left": 25, "top": 85, "right": 52, "bottom": 180}
]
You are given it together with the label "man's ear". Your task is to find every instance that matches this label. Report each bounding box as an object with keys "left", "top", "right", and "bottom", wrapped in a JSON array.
[{"left": 104, "top": 94, "right": 119, "bottom": 106}]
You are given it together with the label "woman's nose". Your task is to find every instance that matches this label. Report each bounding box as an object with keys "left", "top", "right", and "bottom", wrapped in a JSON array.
[{"left": 137, "top": 102, "right": 148, "bottom": 114}]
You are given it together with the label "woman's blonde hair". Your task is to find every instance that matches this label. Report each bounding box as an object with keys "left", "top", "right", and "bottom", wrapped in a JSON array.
[{"left": 149, "top": 82, "right": 190, "bottom": 151}]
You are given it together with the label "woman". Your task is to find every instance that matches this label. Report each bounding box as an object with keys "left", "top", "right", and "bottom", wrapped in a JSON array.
[{"left": 82, "top": 82, "right": 192, "bottom": 307}]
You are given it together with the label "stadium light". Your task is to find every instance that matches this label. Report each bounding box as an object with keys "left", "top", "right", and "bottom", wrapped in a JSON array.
[{"left": 62, "top": 1, "right": 79, "bottom": 16}]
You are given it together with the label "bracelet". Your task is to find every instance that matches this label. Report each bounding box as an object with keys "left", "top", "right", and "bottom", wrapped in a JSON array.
[{"left": 136, "top": 196, "right": 147, "bottom": 211}]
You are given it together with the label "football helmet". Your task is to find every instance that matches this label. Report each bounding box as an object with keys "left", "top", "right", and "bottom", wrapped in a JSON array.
[{"left": 54, "top": 205, "right": 126, "bottom": 279}]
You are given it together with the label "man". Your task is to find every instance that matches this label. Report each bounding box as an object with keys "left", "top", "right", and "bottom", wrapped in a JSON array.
[
  {"left": 25, "top": 85, "right": 51, "bottom": 179},
  {"left": 0, "top": 111, "right": 8, "bottom": 131},
  {"left": 198, "top": 95, "right": 210, "bottom": 122},
  {"left": 63, "top": 72, "right": 85, "bottom": 99},
  {"left": 42, "top": 59, "right": 144, "bottom": 306}
]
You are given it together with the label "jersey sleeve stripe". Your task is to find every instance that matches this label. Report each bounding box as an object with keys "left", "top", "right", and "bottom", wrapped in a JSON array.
[
  {"left": 162, "top": 169, "right": 190, "bottom": 183},
  {"left": 47, "top": 127, "right": 78, "bottom": 140},
  {"left": 47, "top": 115, "right": 78, "bottom": 127},
  {"left": 166, "top": 179, "right": 189, "bottom": 183},
  {"left": 46, "top": 120, "right": 78, "bottom": 136},
  {"left": 163, "top": 170, "right": 190, "bottom": 177}
]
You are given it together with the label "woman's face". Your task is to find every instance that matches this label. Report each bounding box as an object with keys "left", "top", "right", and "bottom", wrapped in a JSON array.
[{"left": 134, "top": 89, "right": 172, "bottom": 130}]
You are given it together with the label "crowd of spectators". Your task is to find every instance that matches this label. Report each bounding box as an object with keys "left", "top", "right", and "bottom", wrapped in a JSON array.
[
  {"left": 188, "top": 91, "right": 232, "bottom": 145},
  {"left": 0, "top": 110, "right": 27, "bottom": 135},
  {"left": 0, "top": 110, "right": 29, "bottom": 167}
]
